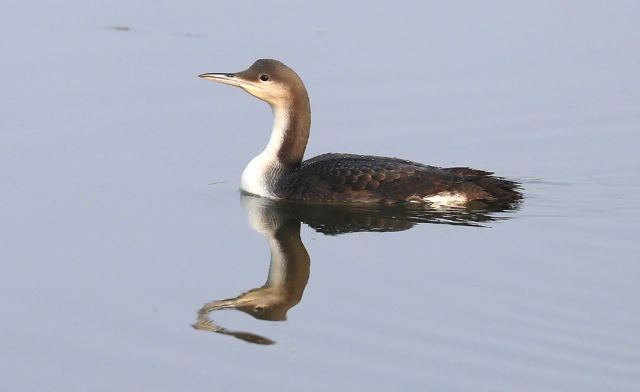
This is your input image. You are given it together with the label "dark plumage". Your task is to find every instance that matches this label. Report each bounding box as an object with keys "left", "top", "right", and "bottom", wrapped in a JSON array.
[{"left": 279, "top": 154, "right": 521, "bottom": 203}]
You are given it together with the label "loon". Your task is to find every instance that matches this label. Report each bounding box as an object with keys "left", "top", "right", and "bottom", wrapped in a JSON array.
[{"left": 199, "top": 59, "right": 522, "bottom": 204}]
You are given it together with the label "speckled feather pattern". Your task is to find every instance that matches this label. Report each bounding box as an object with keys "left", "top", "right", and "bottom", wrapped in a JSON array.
[{"left": 274, "top": 153, "right": 521, "bottom": 203}]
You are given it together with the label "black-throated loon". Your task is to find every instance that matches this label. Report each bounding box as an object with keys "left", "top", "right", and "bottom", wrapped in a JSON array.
[{"left": 199, "top": 59, "right": 522, "bottom": 204}]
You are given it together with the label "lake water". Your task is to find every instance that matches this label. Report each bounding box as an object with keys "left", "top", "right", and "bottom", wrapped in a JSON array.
[{"left": 2, "top": 1, "right": 639, "bottom": 391}]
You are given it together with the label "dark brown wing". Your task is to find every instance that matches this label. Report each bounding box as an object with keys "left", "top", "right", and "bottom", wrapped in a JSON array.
[{"left": 278, "top": 153, "right": 507, "bottom": 203}]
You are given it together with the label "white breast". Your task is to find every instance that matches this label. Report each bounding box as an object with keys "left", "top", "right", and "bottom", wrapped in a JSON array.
[
  {"left": 241, "top": 153, "right": 281, "bottom": 199},
  {"left": 240, "top": 106, "right": 290, "bottom": 199}
]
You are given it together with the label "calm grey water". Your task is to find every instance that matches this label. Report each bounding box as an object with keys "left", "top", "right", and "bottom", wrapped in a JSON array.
[{"left": 2, "top": 1, "right": 639, "bottom": 391}]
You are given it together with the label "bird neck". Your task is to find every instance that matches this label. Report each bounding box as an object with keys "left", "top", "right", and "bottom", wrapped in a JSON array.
[
  {"left": 240, "top": 94, "right": 311, "bottom": 198},
  {"left": 266, "top": 96, "right": 311, "bottom": 168}
]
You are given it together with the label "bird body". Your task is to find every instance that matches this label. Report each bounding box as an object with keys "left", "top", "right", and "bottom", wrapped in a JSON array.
[{"left": 200, "top": 59, "right": 521, "bottom": 204}]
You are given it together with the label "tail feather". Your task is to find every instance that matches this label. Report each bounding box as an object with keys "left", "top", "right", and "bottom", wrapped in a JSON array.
[
  {"left": 444, "top": 167, "right": 522, "bottom": 202},
  {"left": 473, "top": 177, "right": 522, "bottom": 201}
]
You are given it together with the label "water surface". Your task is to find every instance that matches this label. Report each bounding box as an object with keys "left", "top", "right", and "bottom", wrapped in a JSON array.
[{"left": 1, "top": 1, "right": 639, "bottom": 391}]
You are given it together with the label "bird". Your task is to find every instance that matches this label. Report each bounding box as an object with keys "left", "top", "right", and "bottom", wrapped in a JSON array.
[{"left": 199, "top": 59, "right": 522, "bottom": 205}]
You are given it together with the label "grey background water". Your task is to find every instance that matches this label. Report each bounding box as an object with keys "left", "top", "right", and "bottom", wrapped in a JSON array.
[{"left": 2, "top": 1, "right": 639, "bottom": 391}]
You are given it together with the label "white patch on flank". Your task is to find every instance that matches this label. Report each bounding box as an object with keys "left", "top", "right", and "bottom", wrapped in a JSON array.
[
  {"left": 422, "top": 191, "right": 469, "bottom": 206},
  {"left": 240, "top": 106, "right": 289, "bottom": 199}
]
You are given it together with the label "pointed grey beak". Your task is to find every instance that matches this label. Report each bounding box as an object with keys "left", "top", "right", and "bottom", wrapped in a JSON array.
[{"left": 199, "top": 72, "right": 243, "bottom": 87}]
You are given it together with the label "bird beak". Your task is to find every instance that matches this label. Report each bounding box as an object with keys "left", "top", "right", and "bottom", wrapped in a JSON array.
[{"left": 199, "top": 72, "right": 244, "bottom": 87}]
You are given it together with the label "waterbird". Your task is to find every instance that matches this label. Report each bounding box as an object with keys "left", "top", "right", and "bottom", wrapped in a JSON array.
[{"left": 199, "top": 59, "right": 522, "bottom": 204}]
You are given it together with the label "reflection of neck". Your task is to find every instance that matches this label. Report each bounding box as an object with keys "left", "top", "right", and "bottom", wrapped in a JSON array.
[
  {"left": 233, "top": 195, "right": 311, "bottom": 321},
  {"left": 263, "top": 219, "right": 310, "bottom": 306},
  {"left": 193, "top": 196, "right": 311, "bottom": 343}
]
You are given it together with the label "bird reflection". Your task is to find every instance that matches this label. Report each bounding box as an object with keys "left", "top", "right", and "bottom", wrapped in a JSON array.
[{"left": 193, "top": 194, "right": 520, "bottom": 344}]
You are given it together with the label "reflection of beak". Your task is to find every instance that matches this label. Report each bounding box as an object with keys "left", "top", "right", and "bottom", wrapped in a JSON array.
[
  {"left": 194, "top": 297, "right": 277, "bottom": 345},
  {"left": 198, "top": 297, "right": 251, "bottom": 315}
]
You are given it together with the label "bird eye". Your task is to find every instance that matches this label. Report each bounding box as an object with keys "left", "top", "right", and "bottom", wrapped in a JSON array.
[
  {"left": 254, "top": 306, "right": 264, "bottom": 314},
  {"left": 259, "top": 74, "right": 269, "bottom": 81}
]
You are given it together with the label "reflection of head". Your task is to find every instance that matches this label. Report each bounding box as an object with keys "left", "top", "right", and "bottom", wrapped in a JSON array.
[{"left": 198, "top": 286, "right": 292, "bottom": 322}]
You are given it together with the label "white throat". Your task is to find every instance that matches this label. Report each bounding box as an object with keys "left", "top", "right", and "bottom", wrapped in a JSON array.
[{"left": 240, "top": 105, "right": 290, "bottom": 198}]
